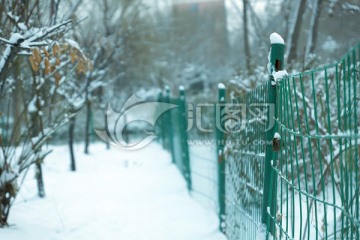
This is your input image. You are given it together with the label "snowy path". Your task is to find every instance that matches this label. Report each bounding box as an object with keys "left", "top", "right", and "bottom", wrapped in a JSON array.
[{"left": 1, "top": 143, "right": 226, "bottom": 240}]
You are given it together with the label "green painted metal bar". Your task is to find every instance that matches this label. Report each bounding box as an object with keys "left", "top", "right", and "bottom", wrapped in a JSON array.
[
  {"left": 261, "top": 40, "right": 285, "bottom": 237},
  {"left": 352, "top": 48, "right": 360, "bottom": 240},
  {"left": 216, "top": 83, "right": 226, "bottom": 234},
  {"left": 156, "top": 92, "right": 164, "bottom": 145},
  {"left": 310, "top": 71, "right": 321, "bottom": 240},
  {"left": 164, "top": 86, "right": 175, "bottom": 163},
  {"left": 179, "top": 86, "right": 192, "bottom": 191},
  {"left": 298, "top": 74, "right": 315, "bottom": 240}
]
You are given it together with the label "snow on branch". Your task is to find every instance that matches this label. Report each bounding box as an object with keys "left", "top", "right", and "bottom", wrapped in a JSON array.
[{"left": 0, "top": 20, "right": 73, "bottom": 94}]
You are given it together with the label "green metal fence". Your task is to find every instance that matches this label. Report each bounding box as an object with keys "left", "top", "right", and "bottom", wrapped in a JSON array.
[
  {"left": 157, "top": 40, "right": 360, "bottom": 240},
  {"left": 273, "top": 43, "right": 360, "bottom": 240}
]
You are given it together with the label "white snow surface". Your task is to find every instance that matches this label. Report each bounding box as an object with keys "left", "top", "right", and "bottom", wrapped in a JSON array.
[
  {"left": 1, "top": 142, "right": 226, "bottom": 240},
  {"left": 270, "top": 32, "right": 285, "bottom": 45},
  {"left": 256, "top": 224, "right": 273, "bottom": 240}
]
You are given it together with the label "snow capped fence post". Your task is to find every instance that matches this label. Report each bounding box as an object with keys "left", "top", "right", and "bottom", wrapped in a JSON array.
[
  {"left": 262, "top": 33, "right": 285, "bottom": 237},
  {"left": 179, "top": 86, "right": 192, "bottom": 191},
  {"left": 216, "top": 83, "right": 226, "bottom": 234}
]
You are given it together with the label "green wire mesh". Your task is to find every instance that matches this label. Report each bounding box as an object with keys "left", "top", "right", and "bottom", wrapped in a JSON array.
[
  {"left": 272, "top": 43, "right": 360, "bottom": 240},
  {"left": 225, "top": 84, "right": 268, "bottom": 239}
]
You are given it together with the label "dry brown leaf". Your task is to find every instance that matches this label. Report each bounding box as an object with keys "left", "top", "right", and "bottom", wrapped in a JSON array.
[
  {"left": 44, "top": 57, "right": 51, "bottom": 75},
  {"left": 70, "top": 49, "right": 78, "bottom": 64},
  {"left": 77, "top": 60, "right": 85, "bottom": 74},
  {"left": 42, "top": 47, "right": 50, "bottom": 58},
  {"left": 53, "top": 43, "right": 60, "bottom": 57},
  {"left": 55, "top": 72, "right": 61, "bottom": 86},
  {"left": 29, "top": 55, "right": 39, "bottom": 72},
  {"left": 33, "top": 47, "right": 42, "bottom": 63},
  {"left": 51, "top": 65, "right": 56, "bottom": 73}
]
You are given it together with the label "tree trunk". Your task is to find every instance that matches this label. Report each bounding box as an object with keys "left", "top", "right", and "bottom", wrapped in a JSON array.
[
  {"left": 104, "top": 111, "right": 110, "bottom": 149},
  {"left": 305, "top": 0, "right": 323, "bottom": 59},
  {"left": 12, "top": 59, "right": 22, "bottom": 144},
  {"left": 69, "top": 116, "right": 76, "bottom": 171},
  {"left": 243, "top": 0, "right": 251, "bottom": 71},
  {"left": 31, "top": 73, "right": 46, "bottom": 198},
  {"left": 84, "top": 100, "right": 91, "bottom": 154},
  {"left": 287, "top": 0, "right": 307, "bottom": 63},
  {"left": 36, "top": 161, "right": 45, "bottom": 198},
  {"left": 282, "top": 1, "right": 292, "bottom": 42}
]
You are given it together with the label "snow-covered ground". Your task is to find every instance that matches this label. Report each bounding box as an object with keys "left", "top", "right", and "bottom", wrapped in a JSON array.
[{"left": 0, "top": 142, "right": 226, "bottom": 240}]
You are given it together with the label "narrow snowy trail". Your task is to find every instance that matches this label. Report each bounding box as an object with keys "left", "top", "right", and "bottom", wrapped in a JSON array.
[{"left": 1, "top": 142, "right": 226, "bottom": 240}]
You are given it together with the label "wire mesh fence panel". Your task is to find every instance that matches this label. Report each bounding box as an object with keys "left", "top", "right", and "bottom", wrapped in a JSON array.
[
  {"left": 187, "top": 97, "right": 219, "bottom": 212},
  {"left": 225, "top": 84, "right": 268, "bottom": 239},
  {"left": 169, "top": 98, "right": 186, "bottom": 176},
  {"left": 273, "top": 43, "right": 360, "bottom": 240},
  {"left": 189, "top": 144, "right": 219, "bottom": 211}
]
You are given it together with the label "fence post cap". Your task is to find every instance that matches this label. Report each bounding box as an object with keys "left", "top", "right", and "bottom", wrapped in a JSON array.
[
  {"left": 270, "top": 32, "right": 285, "bottom": 45},
  {"left": 218, "top": 83, "right": 225, "bottom": 89}
]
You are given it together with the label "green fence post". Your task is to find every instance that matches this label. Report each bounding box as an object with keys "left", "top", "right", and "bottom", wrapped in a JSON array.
[
  {"left": 165, "top": 86, "right": 175, "bottom": 163},
  {"left": 179, "top": 86, "right": 192, "bottom": 191},
  {"left": 163, "top": 87, "right": 170, "bottom": 150},
  {"left": 157, "top": 91, "right": 165, "bottom": 146},
  {"left": 261, "top": 35, "right": 285, "bottom": 237},
  {"left": 217, "top": 83, "right": 226, "bottom": 234}
]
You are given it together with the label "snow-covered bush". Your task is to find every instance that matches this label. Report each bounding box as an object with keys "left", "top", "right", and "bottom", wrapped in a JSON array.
[{"left": 0, "top": 0, "right": 91, "bottom": 226}]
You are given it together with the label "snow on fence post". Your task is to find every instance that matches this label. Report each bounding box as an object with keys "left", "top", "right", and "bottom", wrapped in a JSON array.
[
  {"left": 179, "top": 86, "right": 192, "bottom": 191},
  {"left": 262, "top": 32, "right": 285, "bottom": 237},
  {"left": 216, "top": 83, "right": 226, "bottom": 234}
]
